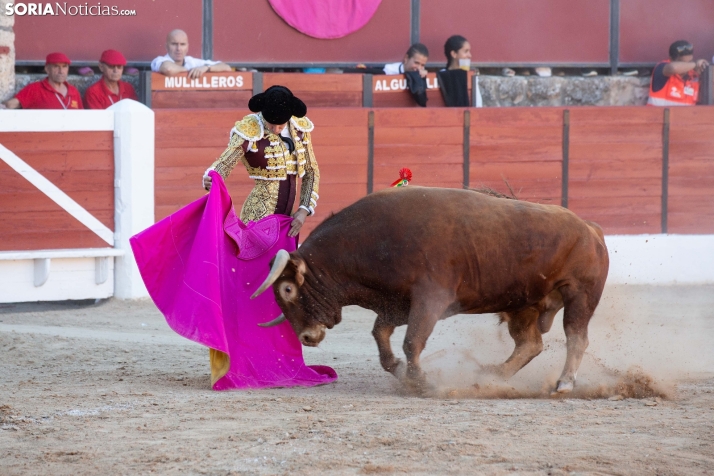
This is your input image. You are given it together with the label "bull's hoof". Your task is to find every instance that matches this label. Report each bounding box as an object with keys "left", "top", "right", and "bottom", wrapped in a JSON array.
[
  {"left": 402, "top": 377, "right": 435, "bottom": 397},
  {"left": 391, "top": 359, "right": 407, "bottom": 380},
  {"left": 554, "top": 380, "right": 574, "bottom": 394},
  {"left": 404, "top": 373, "right": 436, "bottom": 397},
  {"left": 481, "top": 364, "right": 508, "bottom": 380}
]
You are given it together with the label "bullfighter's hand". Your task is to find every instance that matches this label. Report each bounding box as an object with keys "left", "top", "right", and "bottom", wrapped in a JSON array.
[
  {"left": 188, "top": 65, "right": 210, "bottom": 79},
  {"left": 203, "top": 174, "right": 212, "bottom": 191},
  {"left": 288, "top": 209, "right": 309, "bottom": 237}
]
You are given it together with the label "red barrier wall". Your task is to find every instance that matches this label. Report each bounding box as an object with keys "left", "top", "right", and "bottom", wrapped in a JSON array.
[
  {"left": 154, "top": 110, "right": 245, "bottom": 222},
  {"left": 373, "top": 109, "right": 463, "bottom": 189},
  {"left": 14, "top": 1, "right": 202, "bottom": 63},
  {"left": 420, "top": 0, "right": 609, "bottom": 65},
  {"left": 214, "top": 0, "right": 410, "bottom": 64},
  {"left": 150, "top": 72, "right": 254, "bottom": 109},
  {"left": 470, "top": 108, "right": 562, "bottom": 204},
  {"left": 0, "top": 132, "right": 114, "bottom": 250},
  {"left": 299, "top": 109, "right": 369, "bottom": 237},
  {"left": 262, "top": 74, "right": 363, "bottom": 107},
  {"left": 12, "top": 1, "right": 714, "bottom": 66},
  {"left": 568, "top": 108, "right": 663, "bottom": 235},
  {"left": 668, "top": 107, "right": 714, "bottom": 233},
  {"left": 154, "top": 106, "right": 714, "bottom": 239},
  {"left": 620, "top": 0, "right": 714, "bottom": 64}
]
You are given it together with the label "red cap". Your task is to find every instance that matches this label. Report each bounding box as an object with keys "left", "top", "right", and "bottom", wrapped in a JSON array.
[
  {"left": 45, "top": 52, "right": 71, "bottom": 65},
  {"left": 99, "top": 49, "right": 127, "bottom": 66}
]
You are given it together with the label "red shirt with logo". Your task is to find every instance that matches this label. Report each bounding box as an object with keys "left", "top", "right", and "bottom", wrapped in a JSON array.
[
  {"left": 83, "top": 79, "right": 139, "bottom": 109},
  {"left": 15, "top": 78, "right": 83, "bottom": 109}
]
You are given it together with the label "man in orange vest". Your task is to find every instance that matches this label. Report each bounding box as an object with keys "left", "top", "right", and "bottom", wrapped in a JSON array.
[{"left": 648, "top": 40, "right": 709, "bottom": 106}]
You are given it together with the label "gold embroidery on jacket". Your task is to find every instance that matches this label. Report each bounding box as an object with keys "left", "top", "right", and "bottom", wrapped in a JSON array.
[
  {"left": 290, "top": 116, "right": 315, "bottom": 133},
  {"left": 208, "top": 113, "right": 320, "bottom": 218},
  {"left": 298, "top": 131, "right": 320, "bottom": 214},
  {"left": 240, "top": 179, "right": 281, "bottom": 222},
  {"left": 232, "top": 114, "right": 263, "bottom": 142},
  {"left": 210, "top": 133, "right": 245, "bottom": 180}
]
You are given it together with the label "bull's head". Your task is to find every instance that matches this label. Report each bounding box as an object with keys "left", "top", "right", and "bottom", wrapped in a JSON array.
[{"left": 251, "top": 249, "right": 336, "bottom": 347}]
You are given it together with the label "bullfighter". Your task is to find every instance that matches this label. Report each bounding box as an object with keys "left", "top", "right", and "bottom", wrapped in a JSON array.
[
  {"left": 201, "top": 85, "right": 321, "bottom": 384},
  {"left": 130, "top": 86, "right": 335, "bottom": 390}
]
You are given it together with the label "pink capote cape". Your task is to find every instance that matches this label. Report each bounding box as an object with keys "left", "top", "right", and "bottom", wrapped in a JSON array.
[{"left": 130, "top": 171, "right": 337, "bottom": 390}]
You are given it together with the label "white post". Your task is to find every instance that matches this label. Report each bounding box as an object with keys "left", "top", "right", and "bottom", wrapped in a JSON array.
[
  {"left": 0, "top": 0, "right": 15, "bottom": 103},
  {"left": 110, "top": 99, "right": 154, "bottom": 299}
]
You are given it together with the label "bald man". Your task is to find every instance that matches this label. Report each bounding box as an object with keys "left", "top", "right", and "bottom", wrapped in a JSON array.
[{"left": 151, "top": 29, "right": 231, "bottom": 78}]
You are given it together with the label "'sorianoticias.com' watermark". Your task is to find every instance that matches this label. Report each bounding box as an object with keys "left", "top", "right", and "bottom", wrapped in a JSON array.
[{"left": 4, "top": 3, "right": 136, "bottom": 16}]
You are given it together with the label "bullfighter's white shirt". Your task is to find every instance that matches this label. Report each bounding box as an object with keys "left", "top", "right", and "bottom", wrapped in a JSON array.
[{"left": 151, "top": 54, "right": 220, "bottom": 73}]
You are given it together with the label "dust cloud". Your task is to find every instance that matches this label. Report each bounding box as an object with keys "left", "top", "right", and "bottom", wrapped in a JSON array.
[{"left": 391, "top": 285, "right": 714, "bottom": 399}]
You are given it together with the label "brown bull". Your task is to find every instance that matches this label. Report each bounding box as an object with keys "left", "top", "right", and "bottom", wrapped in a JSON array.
[{"left": 253, "top": 187, "right": 609, "bottom": 394}]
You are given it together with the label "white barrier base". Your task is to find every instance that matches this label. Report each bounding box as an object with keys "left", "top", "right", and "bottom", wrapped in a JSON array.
[
  {"left": 606, "top": 234, "right": 714, "bottom": 285},
  {"left": 0, "top": 255, "right": 116, "bottom": 303},
  {"left": 0, "top": 235, "right": 711, "bottom": 303}
]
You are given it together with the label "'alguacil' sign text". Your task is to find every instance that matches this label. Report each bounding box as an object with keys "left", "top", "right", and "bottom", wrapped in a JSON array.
[{"left": 372, "top": 72, "right": 473, "bottom": 93}]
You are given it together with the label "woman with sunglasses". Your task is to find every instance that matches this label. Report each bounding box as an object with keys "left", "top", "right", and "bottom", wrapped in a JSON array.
[{"left": 648, "top": 40, "right": 709, "bottom": 106}]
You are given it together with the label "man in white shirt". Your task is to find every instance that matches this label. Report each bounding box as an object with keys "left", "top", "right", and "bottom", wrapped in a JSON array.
[
  {"left": 383, "top": 43, "right": 429, "bottom": 78},
  {"left": 151, "top": 29, "right": 232, "bottom": 79}
]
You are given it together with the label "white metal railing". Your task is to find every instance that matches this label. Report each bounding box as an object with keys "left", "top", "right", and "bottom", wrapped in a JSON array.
[{"left": 0, "top": 102, "right": 154, "bottom": 301}]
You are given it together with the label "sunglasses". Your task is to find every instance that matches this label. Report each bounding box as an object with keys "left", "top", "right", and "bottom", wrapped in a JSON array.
[{"left": 676, "top": 44, "right": 694, "bottom": 55}]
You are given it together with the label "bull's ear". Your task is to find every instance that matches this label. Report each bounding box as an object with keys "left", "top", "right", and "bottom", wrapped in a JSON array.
[{"left": 290, "top": 256, "right": 307, "bottom": 287}]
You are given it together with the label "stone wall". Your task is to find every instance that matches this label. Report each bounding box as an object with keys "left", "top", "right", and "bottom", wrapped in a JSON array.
[
  {"left": 14, "top": 73, "right": 141, "bottom": 98},
  {"left": 0, "top": 0, "right": 15, "bottom": 102},
  {"left": 477, "top": 75, "right": 650, "bottom": 107},
  {"left": 11, "top": 73, "right": 651, "bottom": 108}
]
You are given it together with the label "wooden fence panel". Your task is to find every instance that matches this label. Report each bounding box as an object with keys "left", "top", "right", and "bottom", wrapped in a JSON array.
[
  {"left": 154, "top": 110, "right": 252, "bottom": 221},
  {"left": 373, "top": 109, "right": 464, "bottom": 190},
  {"left": 470, "top": 108, "right": 563, "bottom": 204},
  {"left": 668, "top": 107, "right": 714, "bottom": 234},
  {"left": 568, "top": 107, "right": 663, "bottom": 235},
  {"left": 151, "top": 72, "right": 254, "bottom": 109},
  {"left": 263, "top": 73, "right": 363, "bottom": 108},
  {"left": 0, "top": 131, "right": 114, "bottom": 251},
  {"left": 153, "top": 106, "right": 714, "bottom": 238},
  {"left": 152, "top": 91, "right": 253, "bottom": 109},
  {"left": 298, "top": 108, "right": 369, "bottom": 238}
]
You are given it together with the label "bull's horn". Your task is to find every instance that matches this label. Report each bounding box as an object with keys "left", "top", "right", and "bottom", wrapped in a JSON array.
[
  {"left": 251, "top": 249, "right": 290, "bottom": 299},
  {"left": 257, "top": 314, "right": 287, "bottom": 327}
]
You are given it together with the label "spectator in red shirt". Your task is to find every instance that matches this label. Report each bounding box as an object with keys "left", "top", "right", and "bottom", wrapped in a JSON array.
[
  {"left": 1, "top": 52, "right": 83, "bottom": 109},
  {"left": 84, "top": 50, "right": 138, "bottom": 109}
]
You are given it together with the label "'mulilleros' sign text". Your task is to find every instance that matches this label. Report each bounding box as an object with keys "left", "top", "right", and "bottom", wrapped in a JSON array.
[{"left": 151, "top": 72, "right": 253, "bottom": 91}]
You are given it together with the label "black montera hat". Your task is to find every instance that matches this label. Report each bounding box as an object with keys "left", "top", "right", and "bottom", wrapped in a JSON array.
[{"left": 248, "top": 85, "right": 307, "bottom": 125}]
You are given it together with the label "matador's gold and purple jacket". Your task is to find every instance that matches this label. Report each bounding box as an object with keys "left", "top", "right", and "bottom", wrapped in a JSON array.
[{"left": 208, "top": 113, "right": 319, "bottom": 223}]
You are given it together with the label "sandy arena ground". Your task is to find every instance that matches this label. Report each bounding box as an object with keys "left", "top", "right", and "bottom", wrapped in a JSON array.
[{"left": 1, "top": 284, "right": 713, "bottom": 475}]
